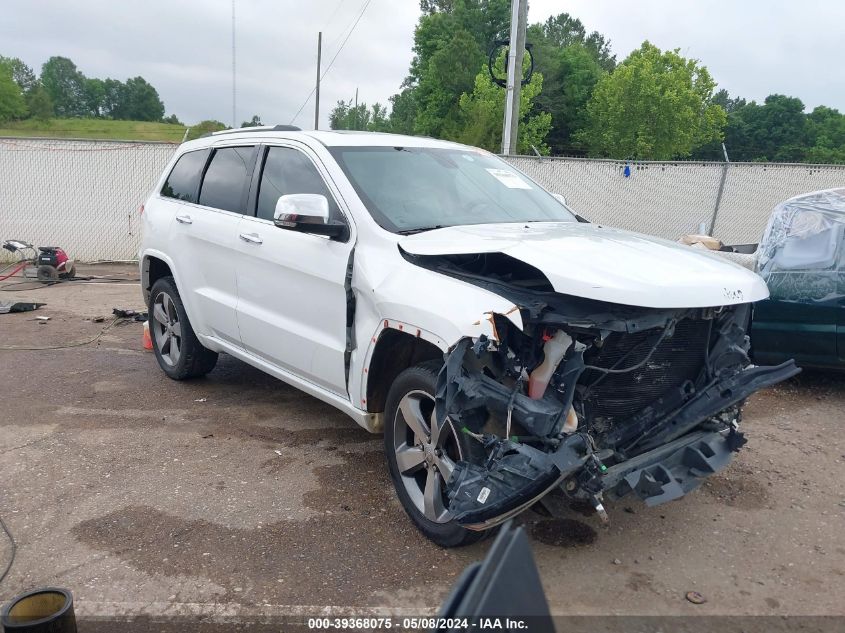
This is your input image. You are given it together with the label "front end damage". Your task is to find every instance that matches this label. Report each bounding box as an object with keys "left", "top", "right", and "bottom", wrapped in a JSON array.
[{"left": 419, "top": 258, "right": 800, "bottom": 530}]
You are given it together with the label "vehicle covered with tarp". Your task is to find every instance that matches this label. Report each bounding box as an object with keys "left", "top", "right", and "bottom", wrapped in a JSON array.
[{"left": 752, "top": 188, "right": 845, "bottom": 369}]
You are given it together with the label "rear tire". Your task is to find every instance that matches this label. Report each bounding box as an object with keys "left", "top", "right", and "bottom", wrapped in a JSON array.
[
  {"left": 384, "top": 361, "right": 488, "bottom": 547},
  {"left": 149, "top": 276, "right": 218, "bottom": 380}
]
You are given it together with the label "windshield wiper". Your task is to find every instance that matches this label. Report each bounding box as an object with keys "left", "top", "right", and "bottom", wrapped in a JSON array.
[{"left": 397, "top": 225, "right": 446, "bottom": 235}]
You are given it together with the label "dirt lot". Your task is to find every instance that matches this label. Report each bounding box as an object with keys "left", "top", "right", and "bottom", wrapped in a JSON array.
[{"left": 1, "top": 265, "right": 844, "bottom": 623}]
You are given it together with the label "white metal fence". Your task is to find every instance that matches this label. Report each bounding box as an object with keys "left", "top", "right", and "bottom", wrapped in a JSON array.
[
  {"left": 0, "top": 138, "right": 176, "bottom": 261},
  {"left": 2, "top": 137, "right": 845, "bottom": 262},
  {"left": 507, "top": 155, "right": 845, "bottom": 246}
]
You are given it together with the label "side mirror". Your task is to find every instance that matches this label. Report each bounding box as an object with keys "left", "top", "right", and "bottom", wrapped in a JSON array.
[{"left": 274, "top": 194, "right": 348, "bottom": 240}]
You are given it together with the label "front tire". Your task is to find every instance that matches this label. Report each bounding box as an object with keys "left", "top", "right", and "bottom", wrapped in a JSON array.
[
  {"left": 384, "top": 361, "right": 487, "bottom": 547},
  {"left": 149, "top": 276, "right": 218, "bottom": 380}
]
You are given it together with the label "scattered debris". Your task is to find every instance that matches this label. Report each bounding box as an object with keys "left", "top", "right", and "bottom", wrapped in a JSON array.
[
  {"left": 194, "top": 398, "right": 207, "bottom": 403},
  {"left": 274, "top": 450, "right": 283, "bottom": 457},
  {"left": 613, "top": 558, "right": 622, "bottom": 565},
  {"left": 35, "top": 316, "right": 50, "bottom": 321},
  {"left": 0, "top": 301, "right": 45, "bottom": 314},
  {"left": 112, "top": 307, "right": 147, "bottom": 322},
  {"left": 685, "top": 591, "right": 707, "bottom": 604}
]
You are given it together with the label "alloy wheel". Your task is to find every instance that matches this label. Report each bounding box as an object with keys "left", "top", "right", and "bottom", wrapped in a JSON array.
[
  {"left": 152, "top": 291, "right": 182, "bottom": 367},
  {"left": 392, "top": 390, "right": 463, "bottom": 523}
]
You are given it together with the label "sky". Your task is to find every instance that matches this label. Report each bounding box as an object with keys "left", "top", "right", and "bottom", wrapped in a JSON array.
[{"left": 4, "top": 1, "right": 844, "bottom": 130}]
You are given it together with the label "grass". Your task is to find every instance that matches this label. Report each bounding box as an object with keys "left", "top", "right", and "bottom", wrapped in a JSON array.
[{"left": 0, "top": 118, "right": 189, "bottom": 142}]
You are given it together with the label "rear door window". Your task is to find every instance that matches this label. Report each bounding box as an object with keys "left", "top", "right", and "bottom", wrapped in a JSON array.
[
  {"left": 256, "top": 146, "right": 341, "bottom": 221},
  {"left": 198, "top": 146, "right": 256, "bottom": 214},
  {"left": 160, "top": 149, "right": 209, "bottom": 203}
]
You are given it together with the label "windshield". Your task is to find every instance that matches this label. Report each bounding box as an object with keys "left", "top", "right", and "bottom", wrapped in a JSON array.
[{"left": 329, "top": 146, "right": 576, "bottom": 233}]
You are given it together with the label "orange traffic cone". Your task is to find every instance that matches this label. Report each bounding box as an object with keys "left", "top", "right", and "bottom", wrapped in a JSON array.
[{"left": 142, "top": 320, "right": 153, "bottom": 351}]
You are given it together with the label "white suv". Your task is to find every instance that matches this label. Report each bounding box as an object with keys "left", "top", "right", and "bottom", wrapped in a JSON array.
[{"left": 140, "top": 126, "right": 798, "bottom": 546}]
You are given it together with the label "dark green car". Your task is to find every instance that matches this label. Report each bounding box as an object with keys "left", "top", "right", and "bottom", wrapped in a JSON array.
[{"left": 750, "top": 189, "right": 845, "bottom": 369}]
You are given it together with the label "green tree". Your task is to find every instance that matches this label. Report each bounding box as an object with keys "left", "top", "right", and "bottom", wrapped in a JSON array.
[
  {"left": 0, "top": 65, "right": 27, "bottom": 122},
  {"left": 530, "top": 43, "right": 605, "bottom": 154},
  {"left": 186, "top": 120, "right": 227, "bottom": 140},
  {"left": 457, "top": 59, "right": 551, "bottom": 153},
  {"left": 388, "top": 89, "right": 417, "bottom": 134},
  {"left": 580, "top": 42, "right": 726, "bottom": 159},
  {"left": 112, "top": 76, "right": 164, "bottom": 121},
  {"left": 241, "top": 114, "right": 263, "bottom": 127},
  {"left": 163, "top": 113, "right": 183, "bottom": 125},
  {"left": 723, "top": 95, "right": 808, "bottom": 162},
  {"left": 100, "top": 79, "right": 124, "bottom": 118},
  {"left": 0, "top": 56, "right": 37, "bottom": 95},
  {"left": 806, "top": 106, "right": 845, "bottom": 163},
  {"left": 711, "top": 89, "right": 746, "bottom": 114},
  {"left": 26, "top": 83, "right": 53, "bottom": 121},
  {"left": 40, "top": 56, "right": 87, "bottom": 117},
  {"left": 84, "top": 77, "right": 105, "bottom": 116},
  {"left": 329, "top": 100, "right": 391, "bottom": 132},
  {"left": 414, "top": 28, "right": 484, "bottom": 137},
  {"left": 534, "top": 13, "right": 615, "bottom": 71}
]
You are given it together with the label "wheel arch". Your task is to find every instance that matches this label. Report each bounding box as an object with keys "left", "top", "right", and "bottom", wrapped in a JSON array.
[
  {"left": 141, "top": 251, "right": 177, "bottom": 305},
  {"left": 364, "top": 324, "right": 445, "bottom": 416}
]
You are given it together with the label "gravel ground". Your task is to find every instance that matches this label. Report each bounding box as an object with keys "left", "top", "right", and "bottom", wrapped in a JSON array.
[{"left": 1, "top": 265, "right": 843, "bottom": 625}]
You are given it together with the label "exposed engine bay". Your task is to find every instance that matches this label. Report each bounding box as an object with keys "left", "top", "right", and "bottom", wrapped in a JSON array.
[{"left": 405, "top": 250, "right": 801, "bottom": 530}]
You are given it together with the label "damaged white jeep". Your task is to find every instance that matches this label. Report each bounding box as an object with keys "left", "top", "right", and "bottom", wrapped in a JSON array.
[{"left": 140, "top": 127, "right": 799, "bottom": 547}]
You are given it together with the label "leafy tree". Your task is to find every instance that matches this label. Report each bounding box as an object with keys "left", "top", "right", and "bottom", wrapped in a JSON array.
[
  {"left": 163, "top": 113, "right": 183, "bottom": 125},
  {"left": 0, "top": 65, "right": 27, "bottom": 122},
  {"left": 329, "top": 100, "right": 391, "bottom": 132},
  {"left": 530, "top": 42, "right": 605, "bottom": 154},
  {"left": 186, "top": 120, "right": 227, "bottom": 141},
  {"left": 40, "top": 56, "right": 87, "bottom": 117},
  {"left": 722, "top": 95, "right": 808, "bottom": 162},
  {"left": 100, "top": 79, "right": 124, "bottom": 118},
  {"left": 111, "top": 76, "right": 164, "bottom": 121},
  {"left": 0, "top": 56, "right": 37, "bottom": 94},
  {"left": 26, "top": 83, "right": 53, "bottom": 121},
  {"left": 534, "top": 14, "right": 615, "bottom": 71},
  {"left": 388, "top": 89, "right": 417, "bottom": 134},
  {"left": 83, "top": 77, "right": 105, "bottom": 117},
  {"left": 806, "top": 106, "right": 845, "bottom": 163},
  {"left": 580, "top": 42, "right": 726, "bottom": 160},
  {"left": 457, "top": 58, "right": 551, "bottom": 153},
  {"left": 241, "top": 115, "right": 263, "bottom": 127},
  {"left": 414, "top": 28, "right": 484, "bottom": 137},
  {"left": 711, "top": 89, "right": 746, "bottom": 114}
]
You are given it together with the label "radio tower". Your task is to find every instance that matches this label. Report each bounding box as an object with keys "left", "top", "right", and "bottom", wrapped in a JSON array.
[{"left": 231, "top": 0, "right": 237, "bottom": 128}]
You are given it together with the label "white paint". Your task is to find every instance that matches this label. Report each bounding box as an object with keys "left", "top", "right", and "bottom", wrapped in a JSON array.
[
  {"left": 400, "top": 222, "right": 770, "bottom": 308},
  {"left": 139, "top": 129, "right": 769, "bottom": 437}
]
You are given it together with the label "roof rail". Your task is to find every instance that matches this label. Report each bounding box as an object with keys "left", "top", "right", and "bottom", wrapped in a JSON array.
[{"left": 204, "top": 124, "right": 303, "bottom": 138}]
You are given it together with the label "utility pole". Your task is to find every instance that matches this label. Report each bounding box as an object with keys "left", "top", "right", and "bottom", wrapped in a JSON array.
[
  {"left": 501, "top": 0, "right": 528, "bottom": 155},
  {"left": 231, "top": 0, "right": 237, "bottom": 128},
  {"left": 314, "top": 31, "right": 322, "bottom": 130}
]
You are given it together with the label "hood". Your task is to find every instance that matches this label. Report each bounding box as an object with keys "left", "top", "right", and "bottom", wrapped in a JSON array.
[{"left": 399, "top": 222, "right": 769, "bottom": 308}]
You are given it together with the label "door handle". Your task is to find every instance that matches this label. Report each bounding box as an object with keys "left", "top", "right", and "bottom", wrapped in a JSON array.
[
  {"left": 239, "top": 232, "right": 263, "bottom": 245},
  {"left": 175, "top": 214, "right": 193, "bottom": 225}
]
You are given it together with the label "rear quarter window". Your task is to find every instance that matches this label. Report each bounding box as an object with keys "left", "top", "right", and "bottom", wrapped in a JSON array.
[{"left": 161, "top": 149, "right": 209, "bottom": 203}]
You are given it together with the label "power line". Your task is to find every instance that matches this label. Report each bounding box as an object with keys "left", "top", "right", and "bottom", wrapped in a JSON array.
[
  {"left": 324, "top": 0, "right": 347, "bottom": 31},
  {"left": 290, "top": 0, "right": 374, "bottom": 125}
]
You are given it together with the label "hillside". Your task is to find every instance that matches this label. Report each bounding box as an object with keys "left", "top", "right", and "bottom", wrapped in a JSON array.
[{"left": 0, "top": 118, "right": 189, "bottom": 142}]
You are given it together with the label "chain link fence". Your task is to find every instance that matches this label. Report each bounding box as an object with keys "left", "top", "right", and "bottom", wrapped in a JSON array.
[
  {"left": 3, "top": 137, "right": 845, "bottom": 262},
  {"left": 0, "top": 138, "right": 176, "bottom": 262},
  {"left": 507, "top": 155, "right": 845, "bottom": 245}
]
